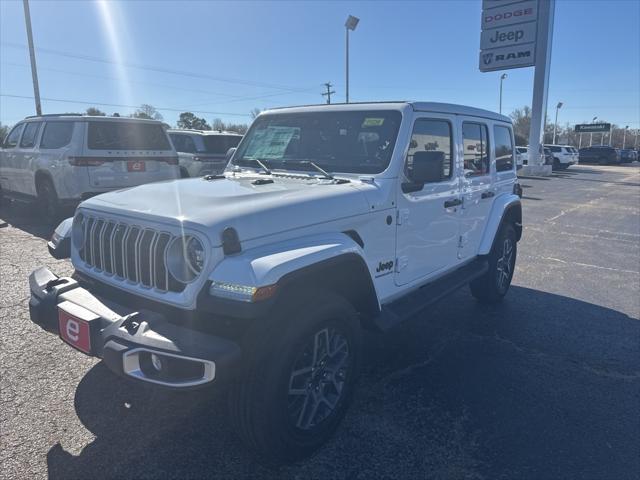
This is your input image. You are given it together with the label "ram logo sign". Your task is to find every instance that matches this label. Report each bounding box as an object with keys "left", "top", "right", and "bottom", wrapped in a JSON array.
[{"left": 479, "top": 44, "right": 535, "bottom": 72}]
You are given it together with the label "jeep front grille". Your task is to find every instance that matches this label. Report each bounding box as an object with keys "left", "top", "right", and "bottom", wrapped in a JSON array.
[{"left": 78, "top": 216, "right": 184, "bottom": 293}]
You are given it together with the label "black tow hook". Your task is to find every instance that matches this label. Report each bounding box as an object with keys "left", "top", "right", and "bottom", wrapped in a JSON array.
[
  {"left": 45, "top": 277, "right": 69, "bottom": 291},
  {"left": 121, "top": 312, "right": 142, "bottom": 334}
]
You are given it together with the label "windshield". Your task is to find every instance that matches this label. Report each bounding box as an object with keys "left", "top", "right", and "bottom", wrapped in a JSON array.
[
  {"left": 201, "top": 135, "right": 242, "bottom": 154},
  {"left": 233, "top": 110, "right": 402, "bottom": 174}
]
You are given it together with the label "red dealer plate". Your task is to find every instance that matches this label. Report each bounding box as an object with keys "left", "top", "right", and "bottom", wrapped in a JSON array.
[
  {"left": 58, "top": 308, "right": 91, "bottom": 354},
  {"left": 127, "top": 160, "right": 146, "bottom": 172}
]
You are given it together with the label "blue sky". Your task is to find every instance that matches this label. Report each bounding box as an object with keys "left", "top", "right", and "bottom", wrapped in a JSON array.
[{"left": 1, "top": 0, "right": 638, "bottom": 129}]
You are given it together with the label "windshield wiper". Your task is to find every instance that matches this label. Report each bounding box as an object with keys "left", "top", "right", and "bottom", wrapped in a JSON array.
[
  {"left": 282, "top": 160, "right": 334, "bottom": 180},
  {"left": 239, "top": 157, "right": 272, "bottom": 175}
]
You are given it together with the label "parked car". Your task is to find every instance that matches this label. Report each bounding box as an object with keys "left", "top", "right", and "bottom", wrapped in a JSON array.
[
  {"left": 544, "top": 144, "right": 579, "bottom": 170},
  {"left": 578, "top": 146, "right": 621, "bottom": 165},
  {"left": 542, "top": 147, "right": 554, "bottom": 165},
  {"left": 619, "top": 149, "right": 636, "bottom": 163},
  {"left": 516, "top": 146, "right": 528, "bottom": 168},
  {"left": 168, "top": 129, "right": 242, "bottom": 177},
  {"left": 0, "top": 115, "right": 179, "bottom": 219},
  {"left": 30, "top": 102, "right": 522, "bottom": 463}
]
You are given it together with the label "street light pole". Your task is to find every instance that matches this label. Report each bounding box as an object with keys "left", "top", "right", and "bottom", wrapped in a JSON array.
[
  {"left": 499, "top": 73, "right": 507, "bottom": 114},
  {"left": 589, "top": 116, "right": 597, "bottom": 147},
  {"left": 344, "top": 15, "right": 359, "bottom": 104},
  {"left": 552, "top": 101, "right": 563, "bottom": 144},
  {"left": 22, "top": 0, "right": 41, "bottom": 116},
  {"left": 622, "top": 126, "right": 629, "bottom": 149}
]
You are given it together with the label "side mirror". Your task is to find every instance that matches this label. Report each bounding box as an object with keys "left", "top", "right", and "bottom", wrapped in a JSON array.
[
  {"left": 47, "top": 217, "right": 73, "bottom": 259},
  {"left": 226, "top": 147, "right": 237, "bottom": 161},
  {"left": 409, "top": 151, "right": 444, "bottom": 184}
]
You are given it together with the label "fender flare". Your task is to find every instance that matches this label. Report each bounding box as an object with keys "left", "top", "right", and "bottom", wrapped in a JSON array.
[
  {"left": 478, "top": 193, "right": 522, "bottom": 255},
  {"left": 34, "top": 169, "right": 56, "bottom": 194},
  {"left": 208, "top": 232, "right": 380, "bottom": 318}
]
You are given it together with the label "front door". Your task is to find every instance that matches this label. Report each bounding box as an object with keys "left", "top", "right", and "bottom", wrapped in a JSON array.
[{"left": 395, "top": 116, "right": 461, "bottom": 286}]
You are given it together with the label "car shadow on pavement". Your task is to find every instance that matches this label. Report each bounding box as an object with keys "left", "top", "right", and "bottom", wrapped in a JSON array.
[
  {"left": 0, "top": 202, "right": 66, "bottom": 240},
  {"left": 46, "top": 286, "right": 639, "bottom": 480}
]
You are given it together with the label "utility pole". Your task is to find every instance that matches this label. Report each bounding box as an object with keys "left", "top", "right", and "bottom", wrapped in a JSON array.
[
  {"left": 634, "top": 129, "right": 638, "bottom": 150},
  {"left": 589, "top": 116, "right": 597, "bottom": 147},
  {"left": 622, "top": 126, "right": 629, "bottom": 149},
  {"left": 23, "top": 0, "right": 42, "bottom": 116},
  {"left": 322, "top": 82, "right": 335, "bottom": 104}
]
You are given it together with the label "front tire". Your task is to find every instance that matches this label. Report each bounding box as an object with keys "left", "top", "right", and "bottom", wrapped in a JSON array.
[
  {"left": 470, "top": 224, "right": 517, "bottom": 303},
  {"left": 228, "top": 290, "right": 361, "bottom": 464}
]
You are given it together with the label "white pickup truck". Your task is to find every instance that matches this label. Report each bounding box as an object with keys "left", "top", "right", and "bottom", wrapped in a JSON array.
[{"left": 29, "top": 102, "right": 522, "bottom": 463}]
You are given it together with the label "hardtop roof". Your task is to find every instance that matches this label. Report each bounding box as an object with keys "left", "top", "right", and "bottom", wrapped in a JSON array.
[{"left": 263, "top": 101, "right": 511, "bottom": 123}]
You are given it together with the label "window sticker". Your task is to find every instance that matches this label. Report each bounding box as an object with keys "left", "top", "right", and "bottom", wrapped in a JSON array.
[
  {"left": 243, "top": 126, "right": 298, "bottom": 159},
  {"left": 362, "top": 118, "right": 385, "bottom": 127}
]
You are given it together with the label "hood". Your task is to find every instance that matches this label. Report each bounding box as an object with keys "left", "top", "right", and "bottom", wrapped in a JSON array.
[{"left": 81, "top": 174, "right": 373, "bottom": 245}]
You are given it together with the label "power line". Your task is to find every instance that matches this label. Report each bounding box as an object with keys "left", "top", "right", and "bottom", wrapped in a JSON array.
[
  {"left": 2, "top": 61, "right": 316, "bottom": 107},
  {"left": 0, "top": 94, "right": 251, "bottom": 117},
  {"left": 2, "top": 42, "right": 316, "bottom": 94}
]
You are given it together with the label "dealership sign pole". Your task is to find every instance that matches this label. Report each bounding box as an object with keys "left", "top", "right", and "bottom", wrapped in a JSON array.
[{"left": 480, "top": 0, "right": 555, "bottom": 175}]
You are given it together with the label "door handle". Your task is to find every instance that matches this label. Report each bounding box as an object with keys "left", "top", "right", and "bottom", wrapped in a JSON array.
[
  {"left": 444, "top": 198, "right": 462, "bottom": 208},
  {"left": 481, "top": 191, "right": 495, "bottom": 199}
]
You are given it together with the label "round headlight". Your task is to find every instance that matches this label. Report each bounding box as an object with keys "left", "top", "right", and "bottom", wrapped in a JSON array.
[
  {"left": 72, "top": 213, "right": 85, "bottom": 248},
  {"left": 167, "top": 235, "right": 206, "bottom": 283}
]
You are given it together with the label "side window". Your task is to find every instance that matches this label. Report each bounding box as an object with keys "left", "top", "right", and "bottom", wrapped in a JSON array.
[
  {"left": 40, "top": 122, "right": 75, "bottom": 149},
  {"left": 462, "top": 122, "right": 490, "bottom": 177},
  {"left": 3, "top": 124, "right": 24, "bottom": 149},
  {"left": 171, "top": 134, "right": 196, "bottom": 153},
  {"left": 19, "top": 122, "right": 42, "bottom": 148},
  {"left": 494, "top": 125, "right": 514, "bottom": 172},
  {"left": 406, "top": 119, "right": 453, "bottom": 180}
]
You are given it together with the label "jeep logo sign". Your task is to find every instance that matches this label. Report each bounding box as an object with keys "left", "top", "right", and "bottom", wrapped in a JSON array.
[
  {"left": 480, "top": 21, "right": 537, "bottom": 50},
  {"left": 479, "top": 44, "right": 535, "bottom": 71},
  {"left": 479, "top": 0, "right": 539, "bottom": 72}
]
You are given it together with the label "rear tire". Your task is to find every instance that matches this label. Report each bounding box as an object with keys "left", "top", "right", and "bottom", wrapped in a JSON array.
[
  {"left": 228, "top": 290, "right": 361, "bottom": 464},
  {"left": 36, "top": 177, "right": 61, "bottom": 223},
  {"left": 470, "top": 224, "right": 517, "bottom": 304}
]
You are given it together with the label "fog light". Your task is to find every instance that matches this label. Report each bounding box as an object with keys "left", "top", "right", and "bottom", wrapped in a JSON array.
[{"left": 150, "top": 353, "right": 163, "bottom": 371}]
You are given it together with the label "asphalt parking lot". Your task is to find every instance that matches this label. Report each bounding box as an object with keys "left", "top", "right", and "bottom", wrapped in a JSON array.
[{"left": 1, "top": 164, "right": 639, "bottom": 480}]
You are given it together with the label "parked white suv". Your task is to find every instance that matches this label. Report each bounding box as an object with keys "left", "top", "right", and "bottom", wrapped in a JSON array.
[
  {"left": 168, "top": 129, "right": 242, "bottom": 177},
  {"left": 516, "top": 146, "right": 529, "bottom": 167},
  {"left": 29, "top": 102, "right": 522, "bottom": 463},
  {"left": 544, "top": 144, "right": 579, "bottom": 170},
  {"left": 0, "top": 115, "right": 179, "bottom": 219}
]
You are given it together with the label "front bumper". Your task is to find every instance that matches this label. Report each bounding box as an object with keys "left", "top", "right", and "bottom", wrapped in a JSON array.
[{"left": 28, "top": 267, "right": 241, "bottom": 389}]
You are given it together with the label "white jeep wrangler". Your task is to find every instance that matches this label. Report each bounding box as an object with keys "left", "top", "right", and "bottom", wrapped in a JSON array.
[{"left": 29, "top": 102, "right": 522, "bottom": 462}]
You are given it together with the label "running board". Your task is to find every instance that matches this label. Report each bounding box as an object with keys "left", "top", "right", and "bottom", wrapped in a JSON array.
[{"left": 374, "top": 258, "right": 488, "bottom": 331}]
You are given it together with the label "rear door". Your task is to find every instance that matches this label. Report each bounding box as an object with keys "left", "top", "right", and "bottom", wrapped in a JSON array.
[
  {"left": 84, "top": 120, "right": 179, "bottom": 189},
  {"left": 458, "top": 119, "right": 493, "bottom": 259},
  {"left": 395, "top": 115, "right": 461, "bottom": 285}
]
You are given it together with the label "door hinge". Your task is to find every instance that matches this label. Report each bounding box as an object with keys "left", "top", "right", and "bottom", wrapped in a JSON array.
[
  {"left": 396, "top": 209, "right": 410, "bottom": 225},
  {"left": 396, "top": 256, "right": 409, "bottom": 272}
]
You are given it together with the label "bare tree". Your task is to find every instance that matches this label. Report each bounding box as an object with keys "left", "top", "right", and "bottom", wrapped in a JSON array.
[
  {"left": 132, "top": 104, "right": 163, "bottom": 121},
  {"left": 86, "top": 107, "right": 106, "bottom": 116},
  {"left": 250, "top": 108, "right": 262, "bottom": 120}
]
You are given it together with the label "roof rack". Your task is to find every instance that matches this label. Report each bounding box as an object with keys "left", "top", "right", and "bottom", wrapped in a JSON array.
[{"left": 24, "top": 113, "right": 84, "bottom": 119}]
